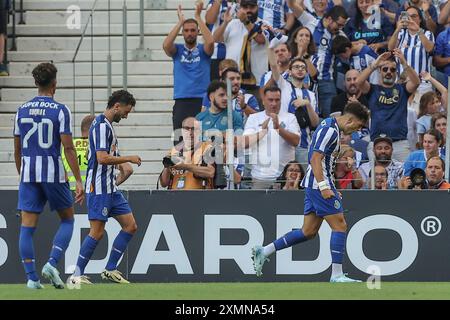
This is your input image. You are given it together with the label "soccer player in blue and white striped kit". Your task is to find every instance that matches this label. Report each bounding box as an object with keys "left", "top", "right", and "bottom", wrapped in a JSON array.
[
  {"left": 14, "top": 62, "right": 84, "bottom": 289},
  {"left": 252, "top": 102, "right": 369, "bottom": 282},
  {"left": 70, "top": 90, "right": 142, "bottom": 285}
]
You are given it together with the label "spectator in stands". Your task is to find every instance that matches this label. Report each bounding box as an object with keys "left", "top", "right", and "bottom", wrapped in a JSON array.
[
  {"left": 259, "top": 42, "right": 292, "bottom": 96},
  {"left": 424, "top": 156, "right": 450, "bottom": 190},
  {"left": 332, "top": 36, "right": 379, "bottom": 91},
  {"left": 402, "top": 128, "right": 445, "bottom": 177},
  {"left": 269, "top": 52, "right": 319, "bottom": 165},
  {"left": 277, "top": 161, "right": 305, "bottom": 190},
  {"left": 431, "top": 113, "right": 446, "bottom": 149},
  {"left": 399, "top": 156, "right": 450, "bottom": 189},
  {"left": 213, "top": 0, "right": 268, "bottom": 98},
  {"left": 197, "top": 80, "right": 244, "bottom": 133},
  {"left": 420, "top": 71, "right": 448, "bottom": 110},
  {"left": 202, "top": 67, "right": 260, "bottom": 122},
  {"left": 340, "top": 130, "right": 369, "bottom": 164},
  {"left": 0, "top": 0, "right": 9, "bottom": 76},
  {"left": 205, "top": 0, "right": 239, "bottom": 80},
  {"left": 395, "top": 0, "right": 438, "bottom": 34},
  {"left": 433, "top": 23, "right": 450, "bottom": 87},
  {"left": 359, "top": 134, "right": 404, "bottom": 189},
  {"left": 258, "top": 0, "right": 296, "bottom": 34},
  {"left": 388, "top": 5, "right": 435, "bottom": 99},
  {"left": 287, "top": 26, "right": 318, "bottom": 80},
  {"left": 160, "top": 117, "right": 215, "bottom": 190},
  {"left": 287, "top": 1, "right": 349, "bottom": 118},
  {"left": 331, "top": 69, "right": 370, "bottom": 115},
  {"left": 367, "top": 165, "right": 389, "bottom": 189},
  {"left": 416, "top": 91, "right": 442, "bottom": 147},
  {"left": 334, "top": 144, "right": 364, "bottom": 189},
  {"left": 345, "top": 0, "right": 394, "bottom": 53},
  {"left": 356, "top": 49, "right": 420, "bottom": 162},
  {"left": 244, "top": 86, "right": 300, "bottom": 189},
  {"left": 163, "top": 3, "right": 214, "bottom": 132}
]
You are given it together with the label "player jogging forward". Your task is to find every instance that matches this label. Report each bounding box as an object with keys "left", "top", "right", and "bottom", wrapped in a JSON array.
[
  {"left": 69, "top": 90, "right": 141, "bottom": 285},
  {"left": 252, "top": 102, "right": 370, "bottom": 282},
  {"left": 13, "top": 62, "right": 84, "bottom": 289}
]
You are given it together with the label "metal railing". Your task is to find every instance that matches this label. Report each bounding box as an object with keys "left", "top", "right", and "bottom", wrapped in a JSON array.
[{"left": 71, "top": 0, "right": 100, "bottom": 118}]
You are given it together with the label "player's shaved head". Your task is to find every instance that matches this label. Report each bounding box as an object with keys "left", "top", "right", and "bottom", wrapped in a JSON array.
[{"left": 81, "top": 115, "right": 96, "bottom": 137}]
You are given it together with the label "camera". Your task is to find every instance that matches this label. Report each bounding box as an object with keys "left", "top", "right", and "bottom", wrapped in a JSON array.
[
  {"left": 162, "top": 155, "right": 183, "bottom": 168},
  {"left": 408, "top": 168, "right": 428, "bottom": 189}
]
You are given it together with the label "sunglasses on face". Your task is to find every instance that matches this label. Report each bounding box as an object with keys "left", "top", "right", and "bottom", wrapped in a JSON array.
[{"left": 381, "top": 67, "right": 397, "bottom": 73}]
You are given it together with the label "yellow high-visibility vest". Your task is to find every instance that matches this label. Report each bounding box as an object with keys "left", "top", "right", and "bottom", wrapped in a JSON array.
[{"left": 62, "top": 138, "right": 89, "bottom": 191}]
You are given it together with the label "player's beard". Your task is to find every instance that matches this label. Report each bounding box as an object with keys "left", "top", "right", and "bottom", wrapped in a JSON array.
[{"left": 113, "top": 113, "right": 122, "bottom": 123}]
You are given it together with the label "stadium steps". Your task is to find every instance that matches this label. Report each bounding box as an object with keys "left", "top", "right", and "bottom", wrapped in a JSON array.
[{"left": 0, "top": 1, "right": 206, "bottom": 190}]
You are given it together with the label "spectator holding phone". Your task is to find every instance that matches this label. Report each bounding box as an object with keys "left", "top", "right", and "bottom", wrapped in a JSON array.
[{"left": 388, "top": 5, "right": 434, "bottom": 101}]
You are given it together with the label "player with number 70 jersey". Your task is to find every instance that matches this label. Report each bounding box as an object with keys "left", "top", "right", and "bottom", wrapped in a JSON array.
[{"left": 13, "top": 62, "right": 84, "bottom": 290}]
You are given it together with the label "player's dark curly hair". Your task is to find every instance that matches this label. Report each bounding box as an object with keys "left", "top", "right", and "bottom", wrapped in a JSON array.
[
  {"left": 343, "top": 101, "right": 370, "bottom": 124},
  {"left": 107, "top": 90, "right": 136, "bottom": 109},
  {"left": 32, "top": 62, "right": 57, "bottom": 88}
]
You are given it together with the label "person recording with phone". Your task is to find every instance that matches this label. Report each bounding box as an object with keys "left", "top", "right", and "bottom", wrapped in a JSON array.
[
  {"left": 388, "top": 6, "right": 435, "bottom": 99},
  {"left": 159, "top": 117, "right": 216, "bottom": 190}
]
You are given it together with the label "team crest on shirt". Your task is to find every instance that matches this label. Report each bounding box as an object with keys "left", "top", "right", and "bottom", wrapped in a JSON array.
[
  {"left": 320, "top": 120, "right": 326, "bottom": 126},
  {"left": 393, "top": 88, "right": 399, "bottom": 96},
  {"left": 334, "top": 200, "right": 341, "bottom": 209},
  {"left": 280, "top": 121, "right": 286, "bottom": 129},
  {"left": 102, "top": 207, "right": 108, "bottom": 217},
  {"left": 320, "top": 37, "right": 328, "bottom": 47},
  {"left": 220, "top": 117, "right": 228, "bottom": 126}
]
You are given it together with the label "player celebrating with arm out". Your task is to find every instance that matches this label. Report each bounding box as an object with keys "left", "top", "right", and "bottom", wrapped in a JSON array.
[
  {"left": 69, "top": 90, "right": 142, "bottom": 285},
  {"left": 252, "top": 101, "right": 370, "bottom": 282},
  {"left": 14, "top": 62, "right": 84, "bottom": 289}
]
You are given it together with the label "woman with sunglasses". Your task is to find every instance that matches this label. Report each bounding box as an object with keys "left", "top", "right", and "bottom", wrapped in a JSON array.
[{"left": 388, "top": 5, "right": 435, "bottom": 98}]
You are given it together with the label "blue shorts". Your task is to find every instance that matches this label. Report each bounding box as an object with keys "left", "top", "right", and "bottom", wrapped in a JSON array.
[
  {"left": 304, "top": 188, "right": 343, "bottom": 217},
  {"left": 18, "top": 182, "right": 73, "bottom": 213},
  {"left": 87, "top": 191, "right": 132, "bottom": 222}
]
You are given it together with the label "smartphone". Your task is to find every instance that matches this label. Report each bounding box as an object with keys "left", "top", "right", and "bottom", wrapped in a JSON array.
[{"left": 400, "top": 11, "right": 409, "bottom": 22}]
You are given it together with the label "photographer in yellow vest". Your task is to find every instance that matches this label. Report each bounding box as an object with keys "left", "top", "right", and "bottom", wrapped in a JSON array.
[
  {"left": 160, "top": 117, "right": 216, "bottom": 189},
  {"left": 62, "top": 115, "right": 95, "bottom": 190}
]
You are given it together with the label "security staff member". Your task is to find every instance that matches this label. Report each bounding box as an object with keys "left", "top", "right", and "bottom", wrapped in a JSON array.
[{"left": 62, "top": 115, "right": 95, "bottom": 190}]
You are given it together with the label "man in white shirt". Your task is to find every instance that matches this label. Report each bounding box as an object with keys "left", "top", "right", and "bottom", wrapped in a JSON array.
[
  {"left": 244, "top": 86, "right": 300, "bottom": 189},
  {"left": 213, "top": 0, "right": 269, "bottom": 94}
]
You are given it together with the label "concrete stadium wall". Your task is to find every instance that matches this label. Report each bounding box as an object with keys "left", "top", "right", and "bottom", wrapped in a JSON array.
[{"left": 0, "top": 190, "right": 449, "bottom": 283}]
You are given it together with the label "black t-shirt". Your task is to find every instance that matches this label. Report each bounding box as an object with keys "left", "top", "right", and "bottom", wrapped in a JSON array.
[{"left": 330, "top": 92, "right": 369, "bottom": 114}]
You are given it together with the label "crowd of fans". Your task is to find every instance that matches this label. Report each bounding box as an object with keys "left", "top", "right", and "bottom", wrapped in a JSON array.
[{"left": 161, "top": 0, "right": 450, "bottom": 190}]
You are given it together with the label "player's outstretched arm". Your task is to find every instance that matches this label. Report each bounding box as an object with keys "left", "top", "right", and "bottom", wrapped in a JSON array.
[
  {"left": 116, "top": 163, "right": 134, "bottom": 186},
  {"left": 61, "top": 134, "right": 85, "bottom": 205},
  {"left": 96, "top": 151, "right": 142, "bottom": 166}
]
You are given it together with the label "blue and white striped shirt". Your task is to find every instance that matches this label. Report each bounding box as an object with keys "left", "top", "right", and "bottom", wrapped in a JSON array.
[
  {"left": 85, "top": 114, "right": 119, "bottom": 195},
  {"left": 301, "top": 117, "right": 340, "bottom": 189},
  {"left": 13, "top": 96, "right": 72, "bottom": 183},
  {"left": 257, "top": 0, "right": 291, "bottom": 29},
  {"left": 298, "top": 11, "right": 345, "bottom": 80},
  {"left": 397, "top": 29, "right": 434, "bottom": 75}
]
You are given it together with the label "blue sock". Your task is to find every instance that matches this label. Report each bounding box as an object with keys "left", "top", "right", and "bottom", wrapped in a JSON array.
[
  {"left": 48, "top": 219, "right": 74, "bottom": 267},
  {"left": 19, "top": 226, "right": 39, "bottom": 282},
  {"left": 273, "top": 229, "right": 308, "bottom": 251},
  {"left": 330, "top": 231, "right": 347, "bottom": 264},
  {"left": 74, "top": 235, "right": 98, "bottom": 276},
  {"left": 105, "top": 230, "right": 133, "bottom": 271}
]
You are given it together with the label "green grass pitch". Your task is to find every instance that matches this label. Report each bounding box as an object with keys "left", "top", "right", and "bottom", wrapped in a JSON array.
[{"left": 1, "top": 282, "right": 450, "bottom": 300}]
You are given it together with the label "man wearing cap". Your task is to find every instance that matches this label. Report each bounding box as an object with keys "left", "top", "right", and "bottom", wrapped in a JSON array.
[
  {"left": 213, "top": 0, "right": 269, "bottom": 96},
  {"left": 358, "top": 134, "right": 404, "bottom": 189}
]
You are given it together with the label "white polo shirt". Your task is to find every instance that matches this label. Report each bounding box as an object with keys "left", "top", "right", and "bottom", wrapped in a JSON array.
[{"left": 243, "top": 110, "right": 300, "bottom": 181}]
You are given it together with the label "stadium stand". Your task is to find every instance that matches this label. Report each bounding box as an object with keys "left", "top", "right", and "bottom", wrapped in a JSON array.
[{"left": 0, "top": 0, "right": 198, "bottom": 190}]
